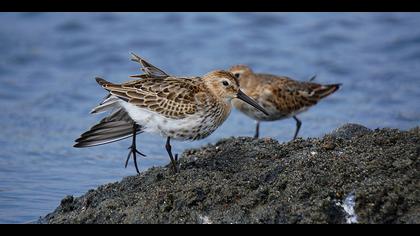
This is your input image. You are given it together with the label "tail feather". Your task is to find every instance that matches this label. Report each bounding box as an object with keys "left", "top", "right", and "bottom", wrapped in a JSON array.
[
  {"left": 90, "top": 95, "right": 120, "bottom": 114},
  {"left": 74, "top": 123, "right": 137, "bottom": 148},
  {"left": 76, "top": 127, "right": 133, "bottom": 143},
  {"left": 315, "top": 83, "right": 341, "bottom": 99},
  {"left": 78, "top": 122, "right": 135, "bottom": 139},
  {"left": 74, "top": 134, "right": 133, "bottom": 148},
  {"left": 74, "top": 108, "right": 142, "bottom": 148}
]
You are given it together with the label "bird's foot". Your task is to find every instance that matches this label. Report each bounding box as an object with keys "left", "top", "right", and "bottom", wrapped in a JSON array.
[
  {"left": 125, "top": 145, "right": 146, "bottom": 174},
  {"left": 170, "top": 154, "right": 180, "bottom": 174}
]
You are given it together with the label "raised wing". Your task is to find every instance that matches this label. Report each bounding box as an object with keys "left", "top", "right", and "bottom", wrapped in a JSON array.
[{"left": 130, "top": 52, "right": 170, "bottom": 78}]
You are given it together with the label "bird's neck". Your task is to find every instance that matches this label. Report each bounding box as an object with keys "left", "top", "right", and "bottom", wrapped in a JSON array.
[{"left": 201, "top": 83, "right": 232, "bottom": 125}]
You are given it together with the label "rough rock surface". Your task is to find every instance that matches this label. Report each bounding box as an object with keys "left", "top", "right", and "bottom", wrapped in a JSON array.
[{"left": 41, "top": 124, "right": 420, "bottom": 224}]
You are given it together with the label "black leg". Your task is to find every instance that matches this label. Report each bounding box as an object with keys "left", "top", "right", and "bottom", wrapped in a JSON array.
[
  {"left": 309, "top": 74, "right": 317, "bottom": 81},
  {"left": 292, "top": 116, "right": 302, "bottom": 140},
  {"left": 165, "top": 137, "right": 179, "bottom": 173},
  {"left": 125, "top": 124, "right": 145, "bottom": 174},
  {"left": 254, "top": 121, "right": 260, "bottom": 139}
]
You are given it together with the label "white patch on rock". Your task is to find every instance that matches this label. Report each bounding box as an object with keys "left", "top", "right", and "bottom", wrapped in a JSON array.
[
  {"left": 336, "top": 192, "right": 358, "bottom": 224},
  {"left": 199, "top": 215, "right": 213, "bottom": 224}
]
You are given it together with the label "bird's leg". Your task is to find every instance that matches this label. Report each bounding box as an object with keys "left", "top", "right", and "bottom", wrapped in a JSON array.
[
  {"left": 125, "top": 124, "right": 146, "bottom": 174},
  {"left": 254, "top": 121, "right": 260, "bottom": 139},
  {"left": 165, "top": 137, "right": 179, "bottom": 173},
  {"left": 292, "top": 116, "right": 302, "bottom": 140},
  {"left": 309, "top": 74, "right": 317, "bottom": 81}
]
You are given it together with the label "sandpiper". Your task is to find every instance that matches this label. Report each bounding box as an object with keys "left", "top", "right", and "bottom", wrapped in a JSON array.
[
  {"left": 229, "top": 65, "right": 341, "bottom": 140},
  {"left": 74, "top": 55, "right": 269, "bottom": 174}
]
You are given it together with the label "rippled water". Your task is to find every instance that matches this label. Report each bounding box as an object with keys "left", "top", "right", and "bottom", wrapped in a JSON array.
[{"left": 0, "top": 13, "right": 419, "bottom": 223}]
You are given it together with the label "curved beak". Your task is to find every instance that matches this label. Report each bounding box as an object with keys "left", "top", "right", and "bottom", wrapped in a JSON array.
[{"left": 236, "top": 90, "right": 269, "bottom": 116}]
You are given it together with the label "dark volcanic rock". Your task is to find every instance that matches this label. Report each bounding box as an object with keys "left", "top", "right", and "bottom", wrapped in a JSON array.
[
  {"left": 329, "top": 123, "right": 372, "bottom": 140},
  {"left": 41, "top": 124, "right": 420, "bottom": 224}
]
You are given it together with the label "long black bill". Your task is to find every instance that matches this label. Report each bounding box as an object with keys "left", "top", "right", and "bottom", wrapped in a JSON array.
[{"left": 236, "top": 90, "right": 269, "bottom": 116}]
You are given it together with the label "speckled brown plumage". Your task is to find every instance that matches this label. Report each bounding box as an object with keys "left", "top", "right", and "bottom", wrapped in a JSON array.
[
  {"left": 229, "top": 65, "right": 341, "bottom": 139},
  {"left": 96, "top": 77, "right": 202, "bottom": 120}
]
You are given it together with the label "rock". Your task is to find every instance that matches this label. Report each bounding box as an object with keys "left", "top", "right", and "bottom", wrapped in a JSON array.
[
  {"left": 40, "top": 124, "right": 420, "bottom": 224},
  {"left": 329, "top": 123, "right": 372, "bottom": 140}
]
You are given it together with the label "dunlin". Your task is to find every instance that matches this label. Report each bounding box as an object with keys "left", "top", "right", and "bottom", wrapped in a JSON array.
[
  {"left": 229, "top": 65, "right": 341, "bottom": 140},
  {"left": 74, "top": 55, "right": 269, "bottom": 173}
]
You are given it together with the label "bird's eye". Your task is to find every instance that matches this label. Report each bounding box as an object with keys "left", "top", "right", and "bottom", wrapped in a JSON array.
[
  {"left": 222, "top": 81, "right": 229, "bottom": 86},
  {"left": 234, "top": 73, "right": 240, "bottom": 78}
]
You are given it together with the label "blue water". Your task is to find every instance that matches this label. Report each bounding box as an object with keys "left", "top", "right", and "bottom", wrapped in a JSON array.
[{"left": 0, "top": 13, "right": 419, "bottom": 223}]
